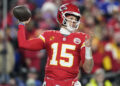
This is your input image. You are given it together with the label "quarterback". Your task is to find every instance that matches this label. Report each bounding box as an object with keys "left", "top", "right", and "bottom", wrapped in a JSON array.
[{"left": 16, "top": 3, "right": 94, "bottom": 86}]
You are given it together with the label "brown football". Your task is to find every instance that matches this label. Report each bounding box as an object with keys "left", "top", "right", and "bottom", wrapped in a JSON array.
[{"left": 13, "top": 5, "right": 31, "bottom": 21}]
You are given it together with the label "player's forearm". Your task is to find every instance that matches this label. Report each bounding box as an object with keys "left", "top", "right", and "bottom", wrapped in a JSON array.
[
  {"left": 83, "top": 47, "right": 94, "bottom": 73},
  {"left": 18, "top": 24, "right": 45, "bottom": 50},
  {"left": 83, "top": 59, "right": 94, "bottom": 73}
]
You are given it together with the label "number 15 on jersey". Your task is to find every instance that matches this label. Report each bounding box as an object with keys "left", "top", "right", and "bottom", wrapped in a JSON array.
[{"left": 50, "top": 43, "right": 76, "bottom": 67}]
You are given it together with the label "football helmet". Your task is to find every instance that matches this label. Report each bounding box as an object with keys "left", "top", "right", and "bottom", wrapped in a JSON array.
[{"left": 57, "top": 3, "right": 81, "bottom": 32}]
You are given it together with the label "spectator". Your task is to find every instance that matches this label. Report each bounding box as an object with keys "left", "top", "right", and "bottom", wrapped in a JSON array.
[
  {"left": 9, "top": 77, "right": 25, "bottom": 86},
  {"left": 107, "top": 6, "right": 120, "bottom": 34},
  {"left": 91, "top": 37, "right": 104, "bottom": 73},
  {"left": 26, "top": 68, "right": 42, "bottom": 86},
  {"left": 41, "top": 2, "right": 58, "bottom": 29},
  {"left": 98, "top": 0, "right": 120, "bottom": 15},
  {"left": 104, "top": 31, "right": 120, "bottom": 72},
  {"left": 86, "top": 68, "right": 112, "bottom": 86},
  {"left": 9, "top": 78, "right": 17, "bottom": 86},
  {"left": 0, "top": 30, "right": 15, "bottom": 83}
]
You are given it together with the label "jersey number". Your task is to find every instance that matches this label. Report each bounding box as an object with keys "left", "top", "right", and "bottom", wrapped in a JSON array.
[{"left": 50, "top": 43, "right": 76, "bottom": 67}]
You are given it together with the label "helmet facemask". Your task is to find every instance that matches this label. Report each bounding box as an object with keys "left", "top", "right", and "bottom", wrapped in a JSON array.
[{"left": 63, "top": 13, "right": 80, "bottom": 33}]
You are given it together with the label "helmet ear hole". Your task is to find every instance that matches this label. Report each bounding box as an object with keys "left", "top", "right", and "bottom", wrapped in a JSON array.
[{"left": 58, "top": 14, "right": 61, "bottom": 19}]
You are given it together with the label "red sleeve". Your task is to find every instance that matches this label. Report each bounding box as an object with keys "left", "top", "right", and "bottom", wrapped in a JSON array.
[
  {"left": 80, "top": 34, "right": 89, "bottom": 65},
  {"left": 18, "top": 24, "right": 45, "bottom": 51},
  {"left": 80, "top": 47, "right": 85, "bottom": 65}
]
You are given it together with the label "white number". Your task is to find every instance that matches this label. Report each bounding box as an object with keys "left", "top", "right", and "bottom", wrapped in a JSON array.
[
  {"left": 60, "top": 44, "right": 75, "bottom": 67},
  {"left": 50, "top": 43, "right": 58, "bottom": 65},
  {"left": 50, "top": 43, "right": 76, "bottom": 67}
]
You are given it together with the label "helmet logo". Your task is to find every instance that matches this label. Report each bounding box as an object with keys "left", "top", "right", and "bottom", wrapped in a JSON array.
[{"left": 59, "top": 4, "right": 67, "bottom": 11}]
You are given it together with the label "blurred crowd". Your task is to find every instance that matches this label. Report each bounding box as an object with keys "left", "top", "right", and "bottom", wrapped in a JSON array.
[{"left": 0, "top": 0, "right": 120, "bottom": 86}]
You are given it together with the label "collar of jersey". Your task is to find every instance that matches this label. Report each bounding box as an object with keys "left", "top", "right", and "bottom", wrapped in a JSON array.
[{"left": 60, "top": 28, "right": 71, "bottom": 36}]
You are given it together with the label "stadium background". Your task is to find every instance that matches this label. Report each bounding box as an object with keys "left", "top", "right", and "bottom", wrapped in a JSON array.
[{"left": 0, "top": 0, "right": 120, "bottom": 86}]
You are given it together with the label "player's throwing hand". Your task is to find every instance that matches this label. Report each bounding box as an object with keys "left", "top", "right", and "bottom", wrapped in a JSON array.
[{"left": 13, "top": 5, "right": 31, "bottom": 24}]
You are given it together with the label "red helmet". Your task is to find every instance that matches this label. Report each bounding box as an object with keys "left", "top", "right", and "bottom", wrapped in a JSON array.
[{"left": 57, "top": 3, "right": 81, "bottom": 25}]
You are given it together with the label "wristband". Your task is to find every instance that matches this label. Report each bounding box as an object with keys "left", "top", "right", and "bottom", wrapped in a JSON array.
[
  {"left": 85, "top": 47, "right": 93, "bottom": 60},
  {"left": 18, "top": 22, "right": 25, "bottom": 26}
]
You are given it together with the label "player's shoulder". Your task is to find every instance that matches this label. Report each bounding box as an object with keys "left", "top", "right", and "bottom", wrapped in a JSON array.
[
  {"left": 43, "top": 30, "right": 59, "bottom": 34},
  {"left": 39, "top": 30, "right": 60, "bottom": 40},
  {"left": 73, "top": 32, "right": 89, "bottom": 42},
  {"left": 74, "top": 32, "right": 87, "bottom": 37},
  {"left": 73, "top": 32, "right": 89, "bottom": 44}
]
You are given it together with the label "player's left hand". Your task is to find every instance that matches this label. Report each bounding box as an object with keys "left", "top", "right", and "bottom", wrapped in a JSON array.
[{"left": 85, "top": 32, "right": 94, "bottom": 47}]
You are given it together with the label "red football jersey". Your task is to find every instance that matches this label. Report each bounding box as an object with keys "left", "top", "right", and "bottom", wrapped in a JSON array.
[
  {"left": 18, "top": 25, "right": 87, "bottom": 80},
  {"left": 39, "top": 30, "right": 87, "bottom": 80}
]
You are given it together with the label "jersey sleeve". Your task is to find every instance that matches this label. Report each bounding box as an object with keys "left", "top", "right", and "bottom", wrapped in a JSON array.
[
  {"left": 80, "top": 34, "right": 89, "bottom": 65},
  {"left": 18, "top": 24, "right": 45, "bottom": 51},
  {"left": 80, "top": 45, "right": 85, "bottom": 65}
]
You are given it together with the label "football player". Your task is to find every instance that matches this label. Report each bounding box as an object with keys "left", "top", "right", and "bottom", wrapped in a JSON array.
[{"left": 17, "top": 3, "right": 94, "bottom": 86}]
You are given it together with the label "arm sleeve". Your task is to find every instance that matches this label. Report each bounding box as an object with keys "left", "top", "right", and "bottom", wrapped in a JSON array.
[
  {"left": 80, "top": 46, "right": 85, "bottom": 65},
  {"left": 80, "top": 34, "right": 89, "bottom": 65},
  {"left": 18, "top": 24, "right": 45, "bottom": 51}
]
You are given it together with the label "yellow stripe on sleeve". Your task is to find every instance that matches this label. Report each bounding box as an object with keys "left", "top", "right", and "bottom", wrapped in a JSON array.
[
  {"left": 81, "top": 42, "right": 85, "bottom": 49},
  {"left": 39, "top": 35, "right": 45, "bottom": 43}
]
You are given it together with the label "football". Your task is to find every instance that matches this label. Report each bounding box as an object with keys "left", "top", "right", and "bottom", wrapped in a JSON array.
[{"left": 13, "top": 5, "right": 31, "bottom": 22}]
